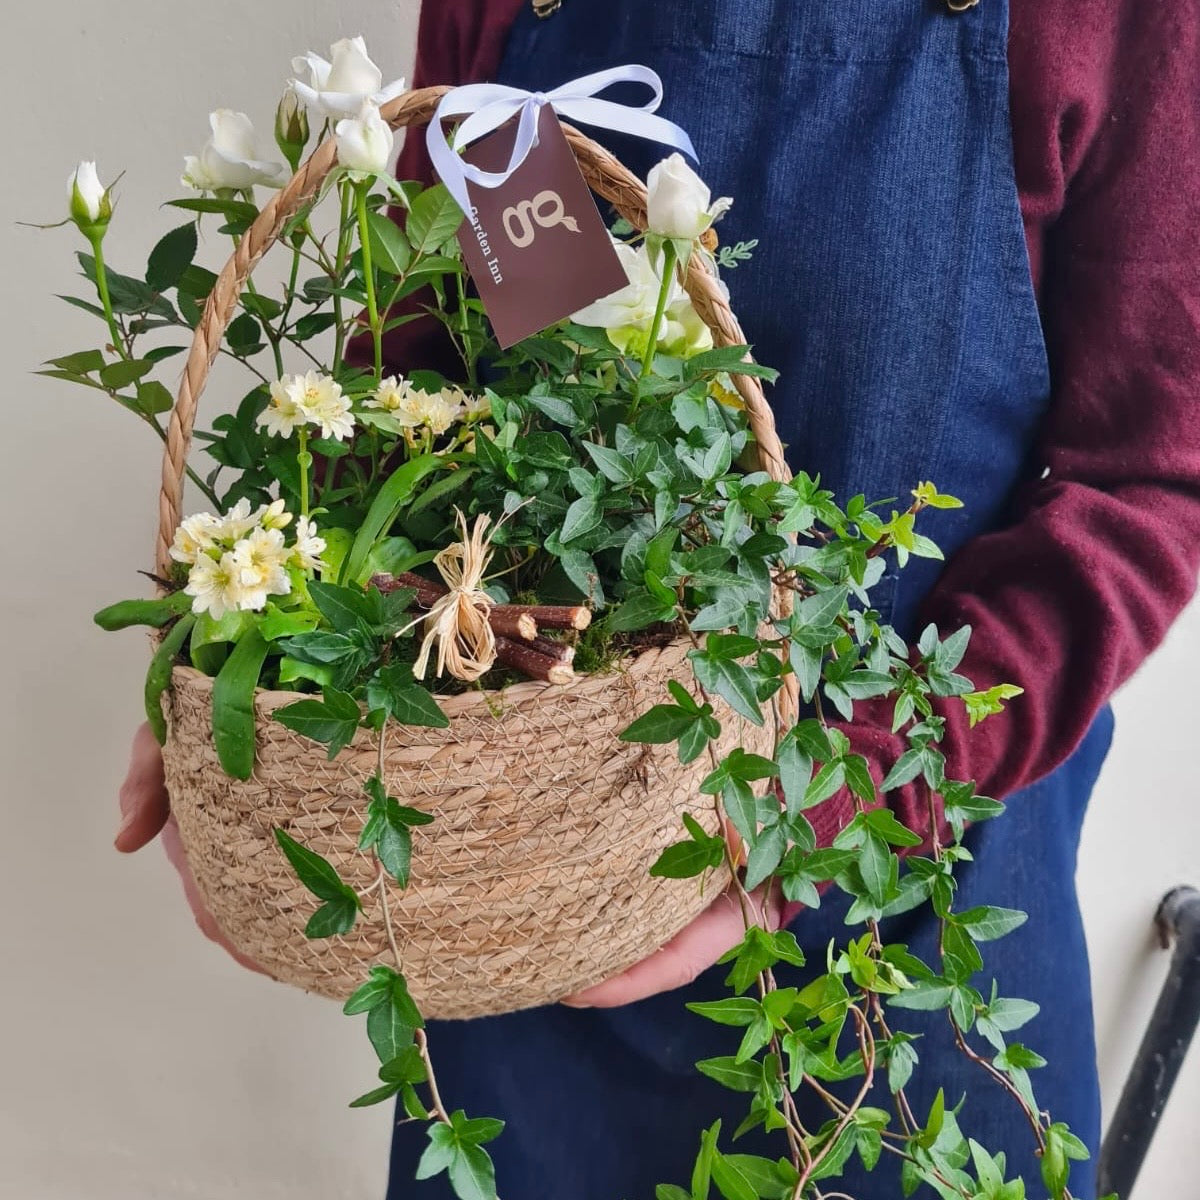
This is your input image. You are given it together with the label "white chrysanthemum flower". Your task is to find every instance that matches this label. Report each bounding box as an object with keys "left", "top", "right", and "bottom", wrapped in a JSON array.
[
  {"left": 185, "top": 550, "right": 249, "bottom": 620},
  {"left": 256, "top": 498, "right": 293, "bottom": 530},
  {"left": 214, "top": 497, "right": 259, "bottom": 543},
  {"left": 231, "top": 526, "right": 292, "bottom": 609},
  {"left": 169, "top": 511, "right": 222, "bottom": 565},
  {"left": 291, "top": 370, "right": 354, "bottom": 441},
  {"left": 291, "top": 516, "right": 327, "bottom": 572},
  {"left": 258, "top": 377, "right": 310, "bottom": 438}
]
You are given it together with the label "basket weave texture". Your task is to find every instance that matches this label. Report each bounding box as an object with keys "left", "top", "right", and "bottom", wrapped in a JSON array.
[{"left": 155, "top": 87, "right": 793, "bottom": 1018}]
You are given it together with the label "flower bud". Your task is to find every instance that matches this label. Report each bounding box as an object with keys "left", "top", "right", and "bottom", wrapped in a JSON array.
[
  {"left": 334, "top": 101, "right": 393, "bottom": 177},
  {"left": 68, "top": 160, "right": 112, "bottom": 237},
  {"left": 274, "top": 87, "right": 309, "bottom": 172},
  {"left": 646, "top": 153, "right": 732, "bottom": 242}
]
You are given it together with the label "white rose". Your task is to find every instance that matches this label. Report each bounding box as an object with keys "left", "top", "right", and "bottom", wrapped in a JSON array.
[
  {"left": 68, "top": 160, "right": 109, "bottom": 226},
  {"left": 334, "top": 101, "right": 394, "bottom": 176},
  {"left": 291, "top": 35, "right": 406, "bottom": 119},
  {"left": 571, "top": 240, "right": 664, "bottom": 332},
  {"left": 182, "top": 110, "right": 286, "bottom": 193},
  {"left": 645, "top": 153, "right": 732, "bottom": 241}
]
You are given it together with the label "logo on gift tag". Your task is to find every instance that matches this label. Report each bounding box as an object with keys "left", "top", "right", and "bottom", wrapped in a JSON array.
[
  {"left": 456, "top": 106, "right": 627, "bottom": 349},
  {"left": 502, "top": 190, "right": 579, "bottom": 247}
]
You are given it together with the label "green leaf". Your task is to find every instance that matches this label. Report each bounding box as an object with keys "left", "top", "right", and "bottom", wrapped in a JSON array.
[
  {"left": 407, "top": 184, "right": 464, "bottom": 255},
  {"left": 273, "top": 686, "right": 362, "bottom": 758},
  {"left": 609, "top": 588, "right": 676, "bottom": 632},
  {"left": 379, "top": 1045, "right": 428, "bottom": 1085},
  {"left": 842, "top": 754, "right": 876, "bottom": 804},
  {"left": 210, "top": 627, "right": 270, "bottom": 779},
  {"left": 620, "top": 704, "right": 697, "bottom": 744},
  {"left": 560, "top": 494, "right": 602, "bottom": 543},
  {"left": 363, "top": 208, "right": 412, "bottom": 275},
  {"left": 721, "top": 1156, "right": 795, "bottom": 1200},
  {"left": 348, "top": 1082, "right": 402, "bottom": 1108},
  {"left": 307, "top": 580, "right": 377, "bottom": 633},
  {"left": 342, "top": 455, "right": 448, "bottom": 585},
  {"left": 956, "top": 905, "right": 1027, "bottom": 942},
  {"left": 691, "top": 651, "right": 763, "bottom": 725},
  {"left": 273, "top": 828, "right": 360, "bottom": 906},
  {"left": 584, "top": 441, "right": 634, "bottom": 484},
  {"left": 135, "top": 379, "right": 175, "bottom": 415},
  {"left": 711, "top": 1153, "right": 757, "bottom": 1200},
  {"left": 650, "top": 838, "right": 721, "bottom": 879},
  {"left": 367, "top": 975, "right": 423, "bottom": 1064},
  {"left": 146, "top": 223, "right": 198, "bottom": 292},
  {"left": 449, "top": 1143, "right": 499, "bottom": 1200},
  {"left": 803, "top": 760, "right": 846, "bottom": 809},
  {"left": 143, "top": 614, "right": 196, "bottom": 743},
  {"left": 305, "top": 896, "right": 359, "bottom": 938},
  {"left": 95, "top": 591, "right": 192, "bottom": 631},
  {"left": 99, "top": 358, "right": 153, "bottom": 389},
  {"left": 696, "top": 1056, "right": 763, "bottom": 1093},
  {"left": 686, "top": 997, "right": 762, "bottom": 1027},
  {"left": 343, "top": 967, "right": 397, "bottom": 1015}
]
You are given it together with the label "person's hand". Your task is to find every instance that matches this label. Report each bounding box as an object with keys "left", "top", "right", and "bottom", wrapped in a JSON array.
[
  {"left": 116, "top": 722, "right": 268, "bottom": 976},
  {"left": 561, "top": 881, "right": 785, "bottom": 1008}
]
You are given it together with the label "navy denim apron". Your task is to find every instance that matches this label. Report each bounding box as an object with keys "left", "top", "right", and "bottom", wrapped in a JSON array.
[{"left": 388, "top": 2, "right": 1113, "bottom": 1195}]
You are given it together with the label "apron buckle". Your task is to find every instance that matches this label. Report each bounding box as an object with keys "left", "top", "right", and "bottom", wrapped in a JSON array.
[
  {"left": 946, "top": 0, "right": 981, "bottom": 10},
  {"left": 533, "top": 0, "right": 564, "bottom": 17}
]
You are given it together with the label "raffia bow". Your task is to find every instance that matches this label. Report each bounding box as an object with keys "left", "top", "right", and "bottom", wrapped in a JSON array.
[{"left": 411, "top": 510, "right": 498, "bottom": 683}]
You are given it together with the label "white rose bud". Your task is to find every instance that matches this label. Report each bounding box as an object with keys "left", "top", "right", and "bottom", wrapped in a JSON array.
[
  {"left": 291, "top": 35, "right": 406, "bottom": 119},
  {"left": 182, "top": 110, "right": 287, "bottom": 193},
  {"left": 274, "top": 87, "right": 309, "bottom": 172},
  {"left": 335, "top": 101, "right": 394, "bottom": 177},
  {"left": 646, "top": 153, "right": 733, "bottom": 241},
  {"left": 68, "top": 160, "right": 112, "bottom": 235}
]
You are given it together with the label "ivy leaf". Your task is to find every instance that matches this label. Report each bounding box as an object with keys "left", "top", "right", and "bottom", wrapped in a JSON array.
[
  {"left": 956, "top": 905, "right": 1028, "bottom": 942},
  {"left": 274, "top": 828, "right": 360, "bottom": 906},
  {"left": 367, "top": 662, "right": 450, "bottom": 728},
  {"left": 367, "top": 973, "right": 424, "bottom": 1063},
  {"left": 273, "top": 686, "right": 362, "bottom": 758},
  {"left": 696, "top": 1056, "right": 764, "bottom": 1093},
  {"left": 305, "top": 896, "right": 359, "bottom": 938},
  {"left": 686, "top": 997, "right": 762, "bottom": 1027},
  {"left": 691, "top": 650, "right": 763, "bottom": 725}
]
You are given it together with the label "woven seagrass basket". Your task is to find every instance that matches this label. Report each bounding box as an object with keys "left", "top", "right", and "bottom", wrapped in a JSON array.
[{"left": 154, "top": 87, "right": 794, "bottom": 1020}]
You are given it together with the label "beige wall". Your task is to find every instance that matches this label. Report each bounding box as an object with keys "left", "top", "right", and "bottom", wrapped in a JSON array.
[{"left": 2, "top": 3, "right": 1195, "bottom": 1196}]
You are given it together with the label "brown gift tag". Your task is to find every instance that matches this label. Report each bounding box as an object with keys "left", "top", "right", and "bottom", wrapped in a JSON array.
[{"left": 453, "top": 105, "right": 628, "bottom": 349}]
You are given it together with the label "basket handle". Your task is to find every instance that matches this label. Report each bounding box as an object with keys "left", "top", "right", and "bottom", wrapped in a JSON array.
[{"left": 155, "top": 85, "right": 789, "bottom": 576}]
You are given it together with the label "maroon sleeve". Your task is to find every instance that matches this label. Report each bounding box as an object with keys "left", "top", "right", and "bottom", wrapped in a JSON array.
[{"left": 808, "top": 0, "right": 1200, "bottom": 851}]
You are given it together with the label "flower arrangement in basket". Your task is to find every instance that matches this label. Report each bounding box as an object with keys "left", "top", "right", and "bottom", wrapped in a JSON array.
[{"left": 43, "top": 35, "right": 1102, "bottom": 1200}]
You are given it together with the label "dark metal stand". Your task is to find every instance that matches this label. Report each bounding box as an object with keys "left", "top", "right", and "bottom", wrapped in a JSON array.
[{"left": 1098, "top": 886, "right": 1200, "bottom": 1198}]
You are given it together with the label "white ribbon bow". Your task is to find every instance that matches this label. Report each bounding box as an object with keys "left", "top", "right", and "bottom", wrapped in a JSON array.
[{"left": 426, "top": 64, "right": 698, "bottom": 218}]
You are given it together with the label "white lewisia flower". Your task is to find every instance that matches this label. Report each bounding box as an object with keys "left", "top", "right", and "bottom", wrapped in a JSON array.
[
  {"left": 231, "top": 526, "right": 292, "bottom": 609},
  {"left": 335, "top": 101, "right": 393, "bottom": 176},
  {"left": 258, "top": 376, "right": 310, "bottom": 438},
  {"left": 367, "top": 375, "right": 409, "bottom": 412},
  {"left": 462, "top": 392, "right": 491, "bottom": 422},
  {"left": 213, "top": 497, "right": 260, "bottom": 543},
  {"left": 68, "top": 160, "right": 110, "bottom": 228},
  {"left": 300, "top": 375, "right": 355, "bottom": 441},
  {"left": 182, "top": 110, "right": 286, "bottom": 193},
  {"left": 291, "top": 516, "right": 327, "bottom": 572},
  {"left": 291, "top": 36, "right": 406, "bottom": 119},
  {"left": 185, "top": 551, "right": 248, "bottom": 620},
  {"left": 169, "top": 511, "right": 222, "bottom": 565},
  {"left": 645, "top": 153, "right": 732, "bottom": 241}
]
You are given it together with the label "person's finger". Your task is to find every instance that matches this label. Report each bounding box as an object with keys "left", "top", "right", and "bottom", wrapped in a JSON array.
[
  {"left": 161, "top": 817, "right": 270, "bottom": 977},
  {"left": 562, "top": 884, "right": 781, "bottom": 1009},
  {"left": 115, "top": 722, "right": 171, "bottom": 852}
]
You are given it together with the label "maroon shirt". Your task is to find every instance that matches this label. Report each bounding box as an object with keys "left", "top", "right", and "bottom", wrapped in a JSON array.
[{"left": 391, "top": 0, "right": 1200, "bottom": 847}]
